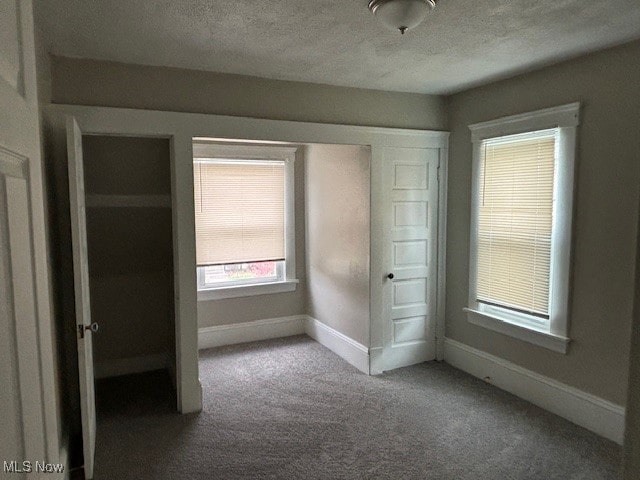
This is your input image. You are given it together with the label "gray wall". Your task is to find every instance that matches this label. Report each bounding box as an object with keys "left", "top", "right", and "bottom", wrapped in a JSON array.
[
  {"left": 82, "top": 136, "right": 174, "bottom": 365},
  {"left": 305, "top": 144, "right": 371, "bottom": 346},
  {"left": 624, "top": 203, "right": 640, "bottom": 478},
  {"left": 445, "top": 40, "right": 640, "bottom": 404},
  {"left": 50, "top": 56, "right": 447, "bottom": 131},
  {"left": 197, "top": 146, "right": 307, "bottom": 328}
]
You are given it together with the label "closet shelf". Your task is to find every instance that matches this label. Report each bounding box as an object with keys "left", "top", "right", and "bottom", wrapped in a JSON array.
[{"left": 86, "top": 194, "right": 171, "bottom": 208}]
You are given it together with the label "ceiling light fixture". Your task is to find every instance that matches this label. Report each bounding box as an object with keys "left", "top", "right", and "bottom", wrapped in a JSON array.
[{"left": 368, "top": 0, "right": 436, "bottom": 34}]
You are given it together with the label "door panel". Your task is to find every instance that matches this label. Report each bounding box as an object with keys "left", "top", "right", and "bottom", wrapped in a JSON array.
[
  {"left": 383, "top": 147, "right": 438, "bottom": 371},
  {"left": 0, "top": 148, "right": 44, "bottom": 463},
  {"left": 393, "top": 316, "right": 427, "bottom": 343},
  {"left": 67, "top": 117, "right": 97, "bottom": 479},
  {"left": 0, "top": 0, "right": 59, "bottom": 465}
]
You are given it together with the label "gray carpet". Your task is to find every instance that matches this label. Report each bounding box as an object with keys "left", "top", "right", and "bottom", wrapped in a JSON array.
[{"left": 94, "top": 335, "right": 622, "bottom": 479}]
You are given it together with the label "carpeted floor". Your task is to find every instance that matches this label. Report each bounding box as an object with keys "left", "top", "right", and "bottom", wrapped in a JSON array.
[{"left": 94, "top": 335, "right": 622, "bottom": 479}]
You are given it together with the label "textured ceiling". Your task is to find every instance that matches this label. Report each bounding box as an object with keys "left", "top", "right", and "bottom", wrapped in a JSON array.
[{"left": 35, "top": 0, "right": 640, "bottom": 94}]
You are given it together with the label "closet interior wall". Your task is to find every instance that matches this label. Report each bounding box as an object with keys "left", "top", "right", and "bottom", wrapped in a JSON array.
[{"left": 82, "top": 136, "right": 175, "bottom": 382}]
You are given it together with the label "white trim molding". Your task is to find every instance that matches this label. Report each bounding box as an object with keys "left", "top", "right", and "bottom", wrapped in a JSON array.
[
  {"left": 369, "top": 347, "right": 385, "bottom": 375},
  {"left": 465, "top": 308, "right": 570, "bottom": 354},
  {"left": 198, "top": 315, "right": 307, "bottom": 350},
  {"left": 305, "top": 317, "right": 370, "bottom": 374},
  {"left": 192, "top": 144, "right": 297, "bottom": 279},
  {"left": 435, "top": 146, "right": 449, "bottom": 361},
  {"left": 94, "top": 353, "right": 171, "bottom": 379},
  {"left": 198, "top": 279, "right": 299, "bottom": 301},
  {"left": 444, "top": 338, "right": 626, "bottom": 444},
  {"left": 192, "top": 143, "right": 298, "bottom": 162},
  {"left": 194, "top": 142, "right": 299, "bottom": 299},
  {"left": 466, "top": 103, "right": 580, "bottom": 349},
  {"left": 468, "top": 102, "right": 580, "bottom": 142}
]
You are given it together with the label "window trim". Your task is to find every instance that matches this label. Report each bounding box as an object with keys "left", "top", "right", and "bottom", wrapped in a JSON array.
[
  {"left": 466, "top": 103, "right": 580, "bottom": 353},
  {"left": 197, "top": 279, "right": 300, "bottom": 301},
  {"left": 192, "top": 143, "right": 298, "bottom": 300}
]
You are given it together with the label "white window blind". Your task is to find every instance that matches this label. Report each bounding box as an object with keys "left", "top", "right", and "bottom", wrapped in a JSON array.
[
  {"left": 476, "top": 129, "right": 557, "bottom": 317},
  {"left": 194, "top": 159, "right": 285, "bottom": 267}
]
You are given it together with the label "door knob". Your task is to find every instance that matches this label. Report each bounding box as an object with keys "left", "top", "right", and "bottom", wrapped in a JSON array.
[
  {"left": 78, "top": 322, "right": 99, "bottom": 339},
  {"left": 387, "top": 273, "right": 394, "bottom": 280}
]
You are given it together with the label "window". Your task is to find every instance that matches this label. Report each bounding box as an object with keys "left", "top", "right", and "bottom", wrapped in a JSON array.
[
  {"left": 193, "top": 143, "right": 298, "bottom": 300},
  {"left": 465, "top": 103, "right": 580, "bottom": 353},
  {"left": 198, "top": 261, "right": 284, "bottom": 288}
]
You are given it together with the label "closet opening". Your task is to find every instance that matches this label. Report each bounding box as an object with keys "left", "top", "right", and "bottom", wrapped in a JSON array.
[{"left": 81, "top": 135, "right": 178, "bottom": 416}]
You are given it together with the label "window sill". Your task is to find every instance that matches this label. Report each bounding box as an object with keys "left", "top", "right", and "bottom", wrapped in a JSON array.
[
  {"left": 198, "top": 279, "right": 299, "bottom": 301},
  {"left": 464, "top": 307, "right": 570, "bottom": 354}
]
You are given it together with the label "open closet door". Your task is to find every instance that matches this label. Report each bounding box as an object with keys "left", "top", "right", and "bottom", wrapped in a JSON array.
[{"left": 67, "top": 116, "right": 97, "bottom": 479}]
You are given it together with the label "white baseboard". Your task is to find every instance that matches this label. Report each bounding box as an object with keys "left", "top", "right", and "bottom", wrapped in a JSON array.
[
  {"left": 94, "top": 352, "right": 170, "bottom": 379},
  {"left": 197, "top": 315, "right": 370, "bottom": 374},
  {"left": 304, "top": 317, "right": 370, "bottom": 374},
  {"left": 369, "top": 347, "right": 384, "bottom": 375},
  {"left": 198, "top": 315, "right": 306, "bottom": 350},
  {"left": 443, "top": 338, "right": 626, "bottom": 444}
]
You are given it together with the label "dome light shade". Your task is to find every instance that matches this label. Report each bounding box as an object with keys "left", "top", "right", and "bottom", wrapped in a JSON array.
[{"left": 368, "top": 0, "right": 436, "bottom": 34}]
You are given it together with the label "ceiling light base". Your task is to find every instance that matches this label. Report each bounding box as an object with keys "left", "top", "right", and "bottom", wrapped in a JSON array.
[{"left": 368, "top": 0, "right": 436, "bottom": 34}]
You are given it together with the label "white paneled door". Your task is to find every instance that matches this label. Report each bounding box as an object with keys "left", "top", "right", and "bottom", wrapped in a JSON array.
[
  {"left": 67, "top": 117, "right": 97, "bottom": 479},
  {"left": 382, "top": 147, "right": 439, "bottom": 371},
  {"left": 0, "top": 0, "right": 60, "bottom": 470}
]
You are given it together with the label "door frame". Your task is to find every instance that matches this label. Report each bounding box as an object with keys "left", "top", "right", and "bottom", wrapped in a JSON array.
[{"left": 46, "top": 104, "right": 449, "bottom": 409}]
